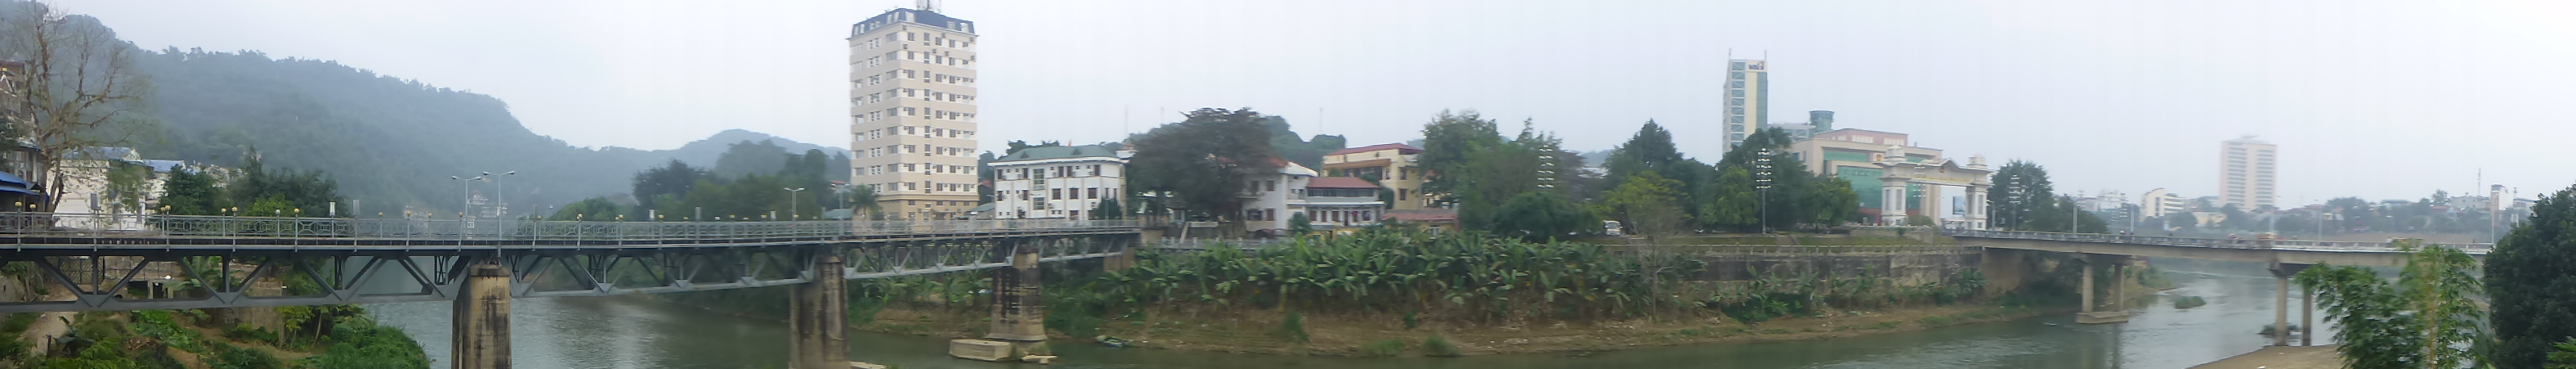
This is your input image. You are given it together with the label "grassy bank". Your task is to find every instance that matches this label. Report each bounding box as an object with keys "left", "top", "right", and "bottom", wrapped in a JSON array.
[
  {"left": 658, "top": 229, "right": 2092, "bottom": 357},
  {"left": 1, "top": 306, "right": 427, "bottom": 369}
]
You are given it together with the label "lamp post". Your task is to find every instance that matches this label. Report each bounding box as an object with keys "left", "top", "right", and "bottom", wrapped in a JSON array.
[{"left": 785, "top": 187, "right": 807, "bottom": 220}]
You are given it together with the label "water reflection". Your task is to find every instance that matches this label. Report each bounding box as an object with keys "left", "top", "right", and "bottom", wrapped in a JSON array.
[{"left": 369, "top": 264, "right": 2319, "bottom": 369}]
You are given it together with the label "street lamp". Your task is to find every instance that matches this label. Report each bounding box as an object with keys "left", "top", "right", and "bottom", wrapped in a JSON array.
[{"left": 785, "top": 187, "right": 808, "bottom": 220}]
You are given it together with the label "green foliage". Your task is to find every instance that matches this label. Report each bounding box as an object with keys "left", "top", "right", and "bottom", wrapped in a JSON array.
[
  {"left": 1421, "top": 334, "right": 1462, "bottom": 357},
  {"left": 2548, "top": 337, "right": 2576, "bottom": 369},
  {"left": 1053, "top": 231, "right": 1704, "bottom": 326},
  {"left": 2299, "top": 241, "right": 2487, "bottom": 369},
  {"left": 1598, "top": 172, "right": 1689, "bottom": 236},
  {"left": 1361, "top": 339, "right": 1407, "bottom": 357},
  {"left": 2491, "top": 185, "right": 2576, "bottom": 369},
  {"left": 1128, "top": 108, "right": 1281, "bottom": 222},
  {"left": 1260, "top": 116, "right": 1346, "bottom": 169},
  {"left": 1415, "top": 110, "right": 1505, "bottom": 201},
  {"left": 1287, "top": 212, "right": 1313, "bottom": 236},
  {"left": 548, "top": 196, "right": 628, "bottom": 221},
  {"left": 1485, "top": 191, "right": 1594, "bottom": 241},
  {"left": 2172, "top": 295, "right": 2207, "bottom": 309},
  {"left": 1278, "top": 312, "right": 1310, "bottom": 343}
]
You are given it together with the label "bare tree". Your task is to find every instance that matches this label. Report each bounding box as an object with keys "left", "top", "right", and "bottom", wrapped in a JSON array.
[{"left": 0, "top": 1, "right": 156, "bottom": 212}]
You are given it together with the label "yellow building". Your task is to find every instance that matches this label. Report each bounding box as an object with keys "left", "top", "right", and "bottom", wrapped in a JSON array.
[{"left": 1319, "top": 143, "right": 1428, "bottom": 210}]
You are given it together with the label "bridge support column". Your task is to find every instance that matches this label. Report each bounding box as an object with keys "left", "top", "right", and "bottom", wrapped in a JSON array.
[
  {"left": 788, "top": 252, "right": 847, "bottom": 369},
  {"left": 451, "top": 260, "right": 511, "bottom": 369},
  {"left": 2266, "top": 262, "right": 2308, "bottom": 346},
  {"left": 983, "top": 239, "right": 1050, "bottom": 360},
  {"left": 2074, "top": 254, "right": 2130, "bottom": 324}
]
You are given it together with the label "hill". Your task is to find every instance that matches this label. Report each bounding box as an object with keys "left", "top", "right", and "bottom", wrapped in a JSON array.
[{"left": 140, "top": 49, "right": 842, "bottom": 215}]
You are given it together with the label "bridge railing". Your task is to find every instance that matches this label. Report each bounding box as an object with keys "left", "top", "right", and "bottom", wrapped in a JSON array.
[
  {"left": 1945, "top": 228, "right": 2494, "bottom": 254},
  {"left": 0, "top": 213, "right": 1139, "bottom": 241}
]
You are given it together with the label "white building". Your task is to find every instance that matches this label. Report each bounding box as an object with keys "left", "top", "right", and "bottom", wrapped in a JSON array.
[{"left": 990, "top": 145, "right": 1128, "bottom": 220}]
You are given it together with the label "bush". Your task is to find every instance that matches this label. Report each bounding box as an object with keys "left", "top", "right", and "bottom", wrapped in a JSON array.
[
  {"left": 225, "top": 323, "right": 279, "bottom": 344},
  {"left": 1277, "top": 313, "right": 1309, "bottom": 343},
  {"left": 1361, "top": 339, "right": 1407, "bottom": 357},
  {"left": 2171, "top": 295, "right": 2207, "bottom": 309},
  {"left": 1421, "top": 334, "right": 1462, "bottom": 357}
]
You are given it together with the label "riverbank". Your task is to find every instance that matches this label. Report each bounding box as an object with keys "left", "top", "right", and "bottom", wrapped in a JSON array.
[
  {"left": 850, "top": 300, "right": 2068, "bottom": 357},
  {"left": 2189, "top": 345, "right": 2341, "bottom": 369}
]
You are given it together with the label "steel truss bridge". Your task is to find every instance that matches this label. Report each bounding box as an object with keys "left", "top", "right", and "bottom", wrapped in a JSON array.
[{"left": 0, "top": 214, "right": 1143, "bottom": 313}]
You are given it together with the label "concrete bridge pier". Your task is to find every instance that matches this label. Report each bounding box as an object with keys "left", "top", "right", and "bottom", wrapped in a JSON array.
[
  {"left": 2075, "top": 254, "right": 2131, "bottom": 324},
  {"left": 788, "top": 251, "right": 849, "bottom": 369},
  {"left": 952, "top": 238, "right": 1051, "bottom": 362},
  {"left": 2267, "top": 262, "right": 2310, "bottom": 346},
  {"left": 451, "top": 260, "right": 512, "bottom": 369}
]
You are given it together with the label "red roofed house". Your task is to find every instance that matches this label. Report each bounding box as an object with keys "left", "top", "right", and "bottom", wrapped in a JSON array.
[{"left": 1320, "top": 143, "right": 1429, "bottom": 210}]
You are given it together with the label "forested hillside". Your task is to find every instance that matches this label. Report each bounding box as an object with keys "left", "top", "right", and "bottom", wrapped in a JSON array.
[{"left": 137, "top": 49, "right": 844, "bottom": 215}]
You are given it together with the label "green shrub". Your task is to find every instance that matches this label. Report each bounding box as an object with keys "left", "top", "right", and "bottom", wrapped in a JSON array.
[
  {"left": 1422, "top": 334, "right": 1462, "bottom": 357},
  {"left": 2172, "top": 295, "right": 2207, "bottom": 309},
  {"left": 1277, "top": 313, "right": 1309, "bottom": 343},
  {"left": 1361, "top": 339, "right": 1407, "bottom": 357}
]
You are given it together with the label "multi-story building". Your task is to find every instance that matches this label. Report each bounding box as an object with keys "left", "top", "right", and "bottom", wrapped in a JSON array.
[
  {"left": 1319, "top": 143, "right": 1427, "bottom": 209},
  {"left": 848, "top": 7, "right": 982, "bottom": 219},
  {"left": 989, "top": 145, "right": 1129, "bottom": 220},
  {"left": 2140, "top": 188, "right": 2186, "bottom": 218},
  {"left": 1724, "top": 59, "right": 1770, "bottom": 151},
  {"left": 2219, "top": 137, "right": 2278, "bottom": 209}
]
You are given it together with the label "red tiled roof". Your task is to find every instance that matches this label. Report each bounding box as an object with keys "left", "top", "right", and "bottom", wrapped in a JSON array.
[
  {"left": 1305, "top": 177, "right": 1381, "bottom": 189},
  {"left": 1328, "top": 143, "right": 1422, "bottom": 156}
]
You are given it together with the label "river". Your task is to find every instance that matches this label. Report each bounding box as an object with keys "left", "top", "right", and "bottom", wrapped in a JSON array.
[{"left": 367, "top": 260, "right": 2326, "bottom": 369}]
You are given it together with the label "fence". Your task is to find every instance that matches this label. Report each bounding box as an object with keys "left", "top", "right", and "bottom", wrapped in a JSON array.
[{"left": 0, "top": 212, "right": 1140, "bottom": 241}]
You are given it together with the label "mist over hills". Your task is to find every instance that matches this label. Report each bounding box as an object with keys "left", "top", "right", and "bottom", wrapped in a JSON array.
[{"left": 140, "top": 48, "right": 841, "bottom": 215}]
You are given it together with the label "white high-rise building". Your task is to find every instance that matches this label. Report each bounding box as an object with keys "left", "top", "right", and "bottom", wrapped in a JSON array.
[
  {"left": 1724, "top": 59, "right": 1769, "bottom": 151},
  {"left": 848, "top": 7, "right": 982, "bottom": 219},
  {"left": 2219, "top": 137, "right": 2278, "bottom": 209}
]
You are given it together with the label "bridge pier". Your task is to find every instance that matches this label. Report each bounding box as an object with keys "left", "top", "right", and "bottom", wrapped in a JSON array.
[
  {"left": 451, "top": 260, "right": 511, "bottom": 369},
  {"left": 2267, "top": 263, "right": 2310, "bottom": 346},
  {"left": 2074, "top": 254, "right": 2130, "bottom": 324},
  {"left": 788, "top": 252, "right": 848, "bottom": 369}
]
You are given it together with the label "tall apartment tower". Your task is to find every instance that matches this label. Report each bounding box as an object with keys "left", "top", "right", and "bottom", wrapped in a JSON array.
[
  {"left": 1724, "top": 59, "right": 1769, "bottom": 151},
  {"left": 2219, "top": 137, "right": 2278, "bottom": 209},
  {"left": 848, "top": 7, "right": 982, "bottom": 219}
]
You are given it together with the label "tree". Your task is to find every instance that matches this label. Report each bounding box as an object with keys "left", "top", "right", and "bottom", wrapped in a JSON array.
[
  {"left": 2299, "top": 241, "right": 2486, "bottom": 369},
  {"left": 1597, "top": 172, "right": 1688, "bottom": 236},
  {"left": 1092, "top": 196, "right": 1123, "bottom": 220},
  {"left": 1286, "top": 212, "right": 1312, "bottom": 236},
  {"left": 1988, "top": 160, "right": 2056, "bottom": 231},
  {"left": 1127, "top": 108, "right": 1279, "bottom": 223},
  {"left": 0, "top": 2, "right": 159, "bottom": 211},
  {"left": 1415, "top": 110, "right": 1503, "bottom": 204},
  {"left": 1487, "top": 191, "right": 1594, "bottom": 241},
  {"left": 2488, "top": 185, "right": 2576, "bottom": 369},
  {"left": 159, "top": 167, "right": 220, "bottom": 215},
  {"left": 1697, "top": 167, "right": 1759, "bottom": 231},
  {"left": 548, "top": 196, "right": 626, "bottom": 221}
]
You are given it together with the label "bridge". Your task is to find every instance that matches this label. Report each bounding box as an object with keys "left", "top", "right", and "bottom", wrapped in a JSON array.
[
  {"left": 0, "top": 213, "right": 1147, "bottom": 369},
  {"left": 1944, "top": 228, "right": 2490, "bottom": 346}
]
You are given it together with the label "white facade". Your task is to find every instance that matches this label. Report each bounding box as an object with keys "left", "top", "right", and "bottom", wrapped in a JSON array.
[
  {"left": 990, "top": 146, "right": 1129, "bottom": 220},
  {"left": 1240, "top": 162, "right": 1317, "bottom": 233},
  {"left": 848, "top": 8, "right": 982, "bottom": 218}
]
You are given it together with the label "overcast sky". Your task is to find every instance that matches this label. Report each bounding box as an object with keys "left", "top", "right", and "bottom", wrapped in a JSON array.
[{"left": 54, "top": 0, "right": 2576, "bottom": 204}]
